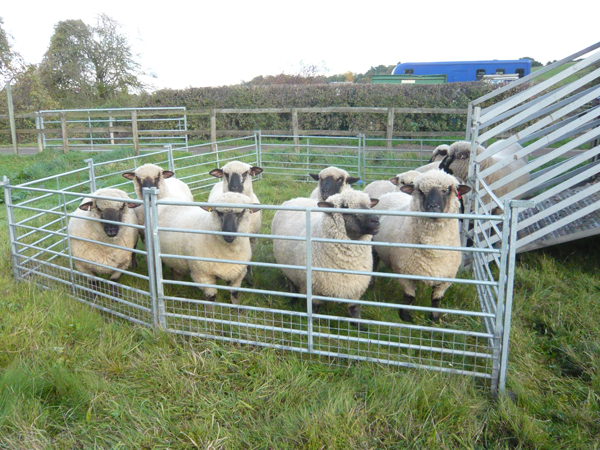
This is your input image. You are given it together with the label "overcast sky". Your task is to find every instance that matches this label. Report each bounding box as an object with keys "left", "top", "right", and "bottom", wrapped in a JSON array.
[{"left": 2, "top": 1, "right": 598, "bottom": 90}]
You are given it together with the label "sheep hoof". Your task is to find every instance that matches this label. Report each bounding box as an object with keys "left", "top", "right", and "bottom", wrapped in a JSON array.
[
  {"left": 429, "top": 311, "right": 442, "bottom": 322},
  {"left": 399, "top": 309, "right": 413, "bottom": 322}
]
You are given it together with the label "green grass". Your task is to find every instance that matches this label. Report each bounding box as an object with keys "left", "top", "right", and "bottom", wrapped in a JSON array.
[{"left": 1, "top": 148, "right": 600, "bottom": 449}]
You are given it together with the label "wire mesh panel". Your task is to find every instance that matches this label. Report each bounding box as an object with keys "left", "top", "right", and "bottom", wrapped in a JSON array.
[{"left": 258, "top": 134, "right": 362, "bottom": 181}]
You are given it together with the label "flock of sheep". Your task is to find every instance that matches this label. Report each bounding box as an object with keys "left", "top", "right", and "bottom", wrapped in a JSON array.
[{"left": 67, "top": 140, "right": 529, "bottom": 325}]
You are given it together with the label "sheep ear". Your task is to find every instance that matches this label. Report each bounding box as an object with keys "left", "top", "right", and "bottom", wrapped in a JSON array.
[
  {"left": 163, "top": 170, "right": 175, "bottom": 179},
  {"left": 347, "top": 176, "right": 361, "bottom": 185},
  {"left": 369, "top": 199, "right": 379, "bottom": 208},
  {"left": 389, "top": 176, "right": 399, "bottom": 186},
  {"left": 127, "top": 202, "right": 141, "bottom": 208},
  {"left": 400, "top": 185, "right": 414, "bottom": 195},
  {"left": 79, "top": 201, "right": 94, "bottom": 211},
  {"left": 249, "top": 166, "right": 263, "bottom": 176},
  {"left": 209, "top": 169, "right": 224, "bottom": 178},
  {"left": 457, "top": 185, "right": 471, "bottom": 196},
  {"left": 317, "top": 201, "right": 334, "bottom": 209},
  {"left": 249, "top": 204, "right": 261, "bottom": 214},
  {"left": 200, "top": 205, "right": 213, "bottom": 212},
  {"left": 122, "top": 172, "right": 135, "bottom": 180},
  {"left": 309, "top": 173, "right": 319, "bottom": 181}
]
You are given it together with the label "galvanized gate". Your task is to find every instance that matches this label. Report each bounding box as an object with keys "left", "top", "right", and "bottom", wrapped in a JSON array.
[{"left": 2, "top": 135, "right": 520, "bottom": 394}]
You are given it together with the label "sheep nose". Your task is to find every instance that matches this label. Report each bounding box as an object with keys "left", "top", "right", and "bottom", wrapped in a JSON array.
[
  {"left": 223, "top": 234, "right": 236, "bottom": 243},
  {"left": 104, "top": 225, "right": 119, "bottom": 237},
  {"left": 425, "top": 202, "right": 443, "bottom": 213}
]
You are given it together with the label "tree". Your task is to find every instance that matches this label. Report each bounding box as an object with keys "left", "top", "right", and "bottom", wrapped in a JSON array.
[
  {"left": 40, "top": 14, "right": 144, "bottom": 105},
  {"left": 520, "top": 56, "right": 543, "bottom": 67},
  {"left": 0, "top": 17, "right": 24, "bottom": 85}
]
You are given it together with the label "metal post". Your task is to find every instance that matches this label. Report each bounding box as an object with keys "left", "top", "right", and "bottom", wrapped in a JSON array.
[
  {"left": 109, "top": 116, "right": 115, "bottom": 145},
  {"left": 60, "top": 190, "right": 77, "bottom": 296},
  {"left": 87, "top": 112, "right": 94, "bottom": 150},
  {"left": 6, "top": 82, "right": 18, "bottom": 155},
  {"left": 490, "top": 200, "right": 512, "bottom": 393},
  {"left": 357, "top": 134, "right": 362, "bottom": 182},
  {"left": 386, "top": 107, "right": 394, "bottom": 149},
  {"left": 210, "top": 109, "right": 216, "bottom": 153},
  {"left": 183, "top": 110, "right": 189, "bottom": 147},
  {"left": 292, "top": 108, "right": 299, "bottom": 147},
  {"left": 85, "top": 158, "right": 96, "bottom": 193},
  {"left": 3, "top": 177, "right": 21, "bottom": 280},
  {"left": 498, "top": 199, "right": 535, "bottom": 395},
  {"left": 167, "top": 144, "right": 175, "bottom": 173},
  {"left": 305, "top": 207, "right": 313, "bottom": 353},
  {"left": 143, "top": 187, "right": 165, "bottom": 330},
  {"left": 39, "top": 112, "right": 46, "bottom": 149}
]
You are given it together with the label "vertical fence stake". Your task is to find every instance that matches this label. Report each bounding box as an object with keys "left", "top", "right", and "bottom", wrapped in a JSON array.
[
  {"left": 386, "top": 108, "right": 395, "bottom": 149},
  {"left": 35, "top": 113, "right": 44, "bottom": 153},
  {"left": 210, "top": 109, "right": 217, "bottom": 153},
  {"left": 3, "top": 177, "right": 21, "bottom": 280},
  {"left": 306, "top": 207, "right": 313, "bottom": 353},
  {"left": 61, "top": 112, "right": 69, "bottom": 154},
  {"left": 6, "top": 82, "right": 18, "bottom": 155},
  {"left": 255, "top": 130, "right": 262, "bottom": 179},
  {"left": 167, "top": 144, "right": 175, "bottom": 173},
  {"left": 85, "top": 158, "right": 96, "bottom": 193},
  {"left": 292, "top": 108, "right": 299, "bottom": 147},
  {"left": 131, "top": 110, "right": 140, "bottom": 156},
  {"left": 143, "top": 187, "right": 164, "bottom": 330}
]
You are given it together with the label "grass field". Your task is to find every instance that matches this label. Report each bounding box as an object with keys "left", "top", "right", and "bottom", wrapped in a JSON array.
[{"left": 1, "top": 148, "right": 600, "bottom": 449}]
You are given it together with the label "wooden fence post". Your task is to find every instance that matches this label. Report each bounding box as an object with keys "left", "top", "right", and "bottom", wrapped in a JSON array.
[
  {"left": 210, "top": 109, "right": 217, "bottom": 152},
  {"left": 292, "top": 108, "right": 299, "bottom": 147},
  {"left": 386, "top": 108, "right": 395, "bottom": 148},
  {"left": 61, "top": 112, "right": 69, "bottom": 154},
  {"left": 6, "top": 82, "right": 18, "bottom": 155},
  {"left": 35, "top": 113, "right": 43, "bottom": 153},
  {"left": 131, "top": 110, "right": 140, "bottom": 156}
]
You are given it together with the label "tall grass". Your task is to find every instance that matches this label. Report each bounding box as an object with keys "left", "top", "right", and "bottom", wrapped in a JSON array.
[{"left": 1, "top": 148, "right": 599, "bottom": 449}]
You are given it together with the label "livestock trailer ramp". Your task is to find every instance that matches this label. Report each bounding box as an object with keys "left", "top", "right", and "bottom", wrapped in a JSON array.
[{"left": 464, "top": 41, "right": 600, "bottom": 255}]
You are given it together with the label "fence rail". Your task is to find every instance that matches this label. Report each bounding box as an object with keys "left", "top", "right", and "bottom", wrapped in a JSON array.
[{"left": 1, "top": 106, "right": 468, "bottom": 155}]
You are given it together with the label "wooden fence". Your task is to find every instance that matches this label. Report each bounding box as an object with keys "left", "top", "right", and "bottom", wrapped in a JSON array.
[{"left": 0, "top": 107, "right": 468, "bottom": 154}]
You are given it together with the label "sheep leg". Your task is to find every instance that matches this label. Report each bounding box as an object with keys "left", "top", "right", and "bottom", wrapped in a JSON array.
[
  {"left": 399, "top": 293, "right": 415, "bottom": 322},
  {"left": 287, "top": 277, "right": 301, "bottom": 307},
  {"left": 430, "top": 283, "right": 450, "bottom": 322},
  {"left": 108, "top": 271, "right": 122, "bottom": 298},
  {"left": 348, "top": 303, "right": 365, "bottom": 332},
  {"left": 228, "top": 268, "right": 247, "bottom": 305},
  {"left": 368, "top": 249, "right": 380, "bottom": 288}
]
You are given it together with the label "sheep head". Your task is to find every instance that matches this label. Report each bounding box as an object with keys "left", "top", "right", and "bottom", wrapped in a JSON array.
[
  {"left": 309, "top": 166, "right": 360, "bottom": 201},
  {"left": 318, "top": 190, "right": 380, "bottom": 240},
  {"left": 79, "top": 191, "right": 139, "bottom": 238},
  {"left": 209, "top": 161, "right": 263, "bottom": 194},
  {"left": 122, "top": 164, "right": 174, "bottom": 198},
  {"left": 200, "top": 192, "right": 260, "bottom": 243},
  {"left": 400, "top": 171, "right": 470, "bottom": 215}
]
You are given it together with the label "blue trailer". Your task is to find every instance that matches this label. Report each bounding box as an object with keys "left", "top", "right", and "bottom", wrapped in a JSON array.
[{"left": 391, "top": 59, "right": 532, "bottom": 83}]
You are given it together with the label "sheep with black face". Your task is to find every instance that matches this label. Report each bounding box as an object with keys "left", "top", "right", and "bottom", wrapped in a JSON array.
[
  {"left": 157, "top": 192, "right": 260, "bottom": 304},
  {"left": 67, "top": 188, "right": 140, "bottom": 293},
  {"left": 373, "top": 171, "right": 471, "bottom": 322},
  {"left": 308, "top": 166, "right": 360, "bottom": 201},
  {"left": 272, "top": 189, "right": 379, "bottom": 324},
  {"left": 209, "top": 161, "right": 263, "bottom": 252}
]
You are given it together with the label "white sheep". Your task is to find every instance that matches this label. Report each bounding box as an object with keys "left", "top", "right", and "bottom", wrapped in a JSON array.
[
  {"left": 445, "top": 140, "right": 529, "bottom": 207},
  {"left": 68, "top": 188, "right": 140, "bottom": 293},
  {"left": 364, "top": 170, "right": 420, "bottom": 205},
  {"left": 272, "top": 190, "right": 380, "bottom": 324},
  {"left": 122, "top": 164, "right": 194, "bottom": 237},
  {"left": 158, "top": 192, "right": 260, "bottom": 304},
  {"left": 209, "top": 161, "right": 263, "bottom": 252},
  {"left": 373, "top": 171, "right": 471, "bottom": 322},
  {"left": 308, "top": 166, "right": 361, "bottom": 201},
  {"left": 428, "top": 144, "right": 451, "bottom": 163}
]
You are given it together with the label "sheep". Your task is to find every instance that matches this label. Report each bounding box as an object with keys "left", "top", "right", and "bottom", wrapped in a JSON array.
[
  {"left": 372, "top": 170, "right": 471, "bottom": 322},
  {"left": 208, "top": 161, "right": 263, "bottom": 253},
  {"left": 67, "top": 188, "right": 140, "bottom": 294},
  {"left": 428, "top": 144, "right": 451, "bottom": 163},
  {"left": 157, "top": 192, "right": 260, "bottom": 305},
  {"left": 364, "top": 169, "right": 426, "bottom": 203},
  {"left": 308, "top": 166, "right": 361, "bottom": 201},
  {"left": 444, "top": 140, "right": 529, "bottom": 208},
  {"left": 122, "top": 164, "right": 194, "bottom": 239},
  {"left": 272, "top": 189, "right": 380, "bottom": 325}
]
